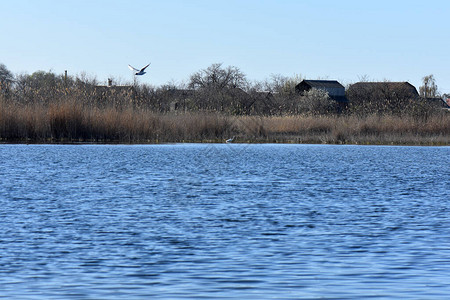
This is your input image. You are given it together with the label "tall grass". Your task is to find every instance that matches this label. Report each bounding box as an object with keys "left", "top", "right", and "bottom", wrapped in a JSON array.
[
  {"left": 1, "top": 96, "right": 449, "bottom": 145},
  {"left": 251, "top": 114, "right": 450, "bottom": 145}
]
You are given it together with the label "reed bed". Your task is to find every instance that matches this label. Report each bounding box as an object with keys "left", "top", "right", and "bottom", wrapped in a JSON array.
[{"left": 1, "top": 97, "right": 449, "bottom": 145}]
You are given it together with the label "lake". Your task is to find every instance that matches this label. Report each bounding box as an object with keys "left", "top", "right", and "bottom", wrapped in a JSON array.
[{"left": 0, "top": 144, "right": 449, "bottom": 299}]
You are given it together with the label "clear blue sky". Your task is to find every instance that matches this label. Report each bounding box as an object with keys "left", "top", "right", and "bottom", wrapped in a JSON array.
[{"left": 1, "top": 0, "right": 449, "bottom": 92}]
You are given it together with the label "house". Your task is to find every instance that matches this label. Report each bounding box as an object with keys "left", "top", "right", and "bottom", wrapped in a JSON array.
[
  {"left": 425, "top": 97, "right": 450, "bottom": 109},
  {"left": 94, "top": 79, "right": 136, "bottom": 106},
  {"left": 160, "top": 89, "right": 195, "bottom": 112},
  {"left": 346, "top": 82, "right": 419, "bottom": 113},
  {"left": 251, "top": 91, "right": 280, "bottom": 115},
  {"left": 161, "top": 88, "right": 248, "bottom": 112},
  {"left": 295, "top": 80, "right": 349, "bottom": 110},
  {"left": 442, "top": 94, "right": 450, "bottom": 108},
  {"left": 236, "top": 91, "right": 280, "bottom": 115},
  {"left": 226, "top": 88, "right": 284, "bottom": 115},
  {"left": 347, "top": 82, "right": 419, "bottom": 100}
]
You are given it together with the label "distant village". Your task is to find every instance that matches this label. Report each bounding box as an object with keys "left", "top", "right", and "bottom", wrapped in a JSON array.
[
  {"left": 1, "top": 62, "right": 449, "bottom": 116},
  {"left": 96, "top": 77, "right": 450, "bottom": 116},
  {"left": 1, "top": 63, "right": 449, "bottom": 144}
]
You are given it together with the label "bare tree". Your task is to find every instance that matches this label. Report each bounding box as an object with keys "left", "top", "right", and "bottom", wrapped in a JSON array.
[
  {"left": 188, "top": 63, "right": 249, "bottom": 112},
  {"left": 13, "top": 71, "right": 64, "bottom": 104},
  {"left": 262, "top": 74, "right": 289, "bottom": 93},
  {"left": 0, "top": 63, "right": 14, "bottom": 98},
  {"left": 189, "top": 63, "right": 247, "bottom": 90},
  {"left": 357, "top": 74, "right": 370, "bottom": 82},
  {"left": 419, "top": 74, "right": 439, "bottom": 98},
  {"left": 262, "top": 73, "right": 303, "bottom": 94}
]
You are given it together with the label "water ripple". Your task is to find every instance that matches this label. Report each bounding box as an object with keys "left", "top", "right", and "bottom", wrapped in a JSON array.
[{"left": 0, "top": 144, "right": 449, "bottom": 298}]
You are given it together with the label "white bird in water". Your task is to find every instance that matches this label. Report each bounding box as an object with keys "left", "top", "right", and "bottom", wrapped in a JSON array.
[
  {"left": 226, "top": 136, "right": 235, "bottom": 143},
  {"left": 128, "top": 63, "right": 151, "bottom": 76}
]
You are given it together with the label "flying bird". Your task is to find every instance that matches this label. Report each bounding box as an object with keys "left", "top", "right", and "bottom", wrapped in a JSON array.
[{"left": 128, "top": 63, "right": 151, "bottom": 76}]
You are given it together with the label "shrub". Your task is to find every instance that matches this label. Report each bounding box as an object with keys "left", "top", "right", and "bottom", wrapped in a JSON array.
[{"left": 298, "top": 88, "right": 338, "bottom": 115}]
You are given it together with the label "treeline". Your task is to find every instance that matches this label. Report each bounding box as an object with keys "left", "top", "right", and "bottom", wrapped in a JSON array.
[
  {"left": 1, "top": 63, "right": 446, "bottom": 116},
  {"left": 0, "top": 63, "right": 302, "bottom": 115},
  {"left": 0, "top": 63, "right": 449, "bottom": 144}
]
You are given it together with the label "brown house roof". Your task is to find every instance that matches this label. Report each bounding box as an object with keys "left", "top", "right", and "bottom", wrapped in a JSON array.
[{"left": 348, "top": 82, "right": 419, "bottom": 98}]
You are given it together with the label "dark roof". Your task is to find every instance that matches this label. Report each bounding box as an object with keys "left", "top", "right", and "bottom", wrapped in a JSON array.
[
  {"left": 300, "top": 80, "right": 345, "bottom": 89},
  {"left": 349, "top": 82, "right": 419, "bottom": 96},
  {"left": 228, "top": 87, "right": 249, "bottom": 98},
  {"left": 296, "top": 80, "right": 348, "bottom": 103},
  {"left": 426, "top": 97, "right": 450, "bottom": 108},
  {"left": 161, "top": 89, "right": 195, "bottom": 98}
]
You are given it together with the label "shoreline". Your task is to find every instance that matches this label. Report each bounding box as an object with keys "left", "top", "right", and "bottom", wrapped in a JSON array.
[{"left": 1, "top": 138, "right": 448, "bottom": 146}]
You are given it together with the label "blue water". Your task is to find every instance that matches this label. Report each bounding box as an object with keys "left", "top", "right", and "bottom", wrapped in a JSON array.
[{"left": 0, "top": 144, "right": 449, "bottom": 299}]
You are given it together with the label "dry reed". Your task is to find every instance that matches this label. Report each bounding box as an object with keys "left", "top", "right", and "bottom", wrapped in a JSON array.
[{"left": 1, "top": 97, "right": 449, "bottom": 145}]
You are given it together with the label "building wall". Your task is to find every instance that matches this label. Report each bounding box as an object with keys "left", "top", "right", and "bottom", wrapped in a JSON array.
[{"left": 322, "top": 87, "right": 345, "bottom": 97}]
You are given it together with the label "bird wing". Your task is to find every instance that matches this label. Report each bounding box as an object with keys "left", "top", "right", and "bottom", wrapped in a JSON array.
[
  {"left": 140, "top": 63, "right": 151, "bottom": 72},
  {"left": 128, "top": 65, "right": 139, "bottom": 72}
]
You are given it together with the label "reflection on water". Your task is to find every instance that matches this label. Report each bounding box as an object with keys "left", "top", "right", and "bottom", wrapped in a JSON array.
[{"left": 0, "top": 144, "right": 449, "bottom": 298}]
